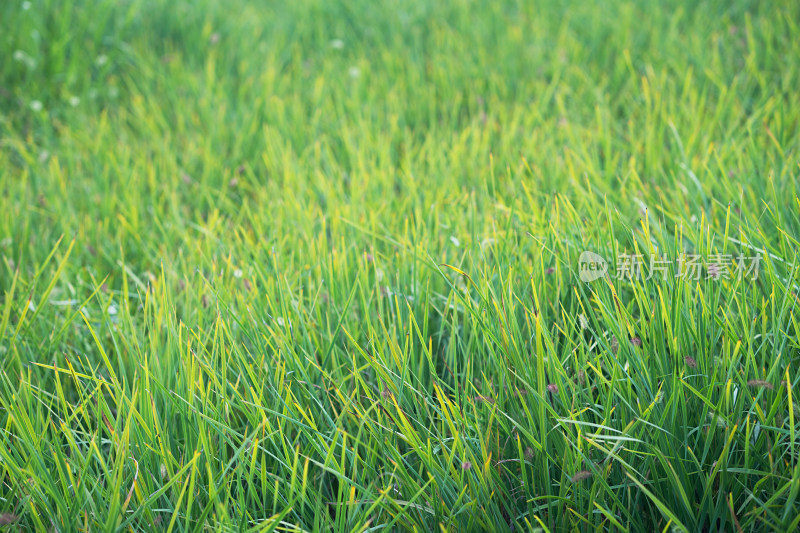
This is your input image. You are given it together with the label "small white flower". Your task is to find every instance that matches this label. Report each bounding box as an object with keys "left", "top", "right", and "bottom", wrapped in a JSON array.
[
  {"left": 13, "top": 50, "right": 36, "bottom": 69},
  {"left": 578, "top": 314, "right": 589, "bottom": 330},
  {"left": 276, "top": 317, "right": 285, "bottom": 327},
  {"left": 330, "top": 39, "right": 344, "bottom": 49},
  {"left": 107, "top": 305, "right": 118, "bottom": 315},
  {"left": 22, "top": 1, "right": 31, "bottom": 10},
  {"left": 348, "top": 66, "right": 361, "bottom": 78},
  {"left": 29, "top": 100, "right": 43, "bottom": 112},
  {"left": 96, "top": 54, "right": 108, "bottom": 66},
  {"left": 68, "top": 96, "right": 80, "bottom": 107},
  {"left": 707, "top": 412, "right": 727, "bottom": 428},
  {"left": 233, "top": 269, "right": 243, "bottom": 278},
  {"left": 449, "top": 236, "right": 460, "bottom": 247}
]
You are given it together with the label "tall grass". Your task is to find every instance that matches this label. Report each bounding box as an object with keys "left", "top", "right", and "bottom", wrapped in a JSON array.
[{"left": 1, "top": 0, "right": 799, "bottom": 530}]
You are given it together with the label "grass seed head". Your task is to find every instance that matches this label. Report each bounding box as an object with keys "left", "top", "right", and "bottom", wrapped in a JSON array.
[
  {"left": 524, "top": 447, "right": 534, "bottom": 461},
  {"left": 0, "top": 514, "right": 18, "bottom": 525},
  {"left": 570, "top": 470, "right": 592, "bottom": 483},
  {"left": 747, "top": 380, "right": 774, "bottom": 390}
]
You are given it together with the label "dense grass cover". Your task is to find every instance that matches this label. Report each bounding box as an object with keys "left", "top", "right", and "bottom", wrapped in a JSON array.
[{"left": 1, "top": 0, "right": 799, "bottom": 530}]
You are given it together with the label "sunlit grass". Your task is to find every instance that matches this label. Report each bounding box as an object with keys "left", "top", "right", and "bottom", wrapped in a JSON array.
[{"left": 1, "top": 0, "right": 799, "bottom": 530}]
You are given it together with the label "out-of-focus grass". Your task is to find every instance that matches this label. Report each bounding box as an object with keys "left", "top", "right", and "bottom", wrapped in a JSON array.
[{"left": 1, "top": 0, "right": 799, "bottom": 530}]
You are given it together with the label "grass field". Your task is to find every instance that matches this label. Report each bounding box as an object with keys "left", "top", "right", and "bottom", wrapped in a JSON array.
[{"left": 2, "top": 0, "right": 800, "bottom": 530}]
